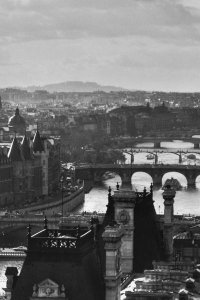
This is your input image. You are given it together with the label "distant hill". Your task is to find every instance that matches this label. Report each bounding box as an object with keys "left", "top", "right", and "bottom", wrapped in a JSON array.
[{"left": 27, "top": 81, "right": 127, "bottom": 93}]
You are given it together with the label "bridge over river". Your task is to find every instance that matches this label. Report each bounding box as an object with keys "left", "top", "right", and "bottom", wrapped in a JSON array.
[
  {"left": 75, "top": 163, "right": 200, "bottom": 189},
  {"left": 112, "top": 136, "right": 200, "bottom": 149},
  {"left": 0, "top": 216, "right": 60, "bottom": 231},
  {"left": 124, "top": 148, "right": 200, "bottom": 154}
]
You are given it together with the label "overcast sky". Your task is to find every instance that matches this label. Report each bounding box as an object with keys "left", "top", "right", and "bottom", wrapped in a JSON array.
[{"left": 1, "top": 0, "right": 200, "bottom": 91}]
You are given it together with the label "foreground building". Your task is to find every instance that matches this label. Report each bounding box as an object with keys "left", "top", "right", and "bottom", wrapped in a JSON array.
[{"left": 3, "top": 185, "right": 200, "bottom": 300}]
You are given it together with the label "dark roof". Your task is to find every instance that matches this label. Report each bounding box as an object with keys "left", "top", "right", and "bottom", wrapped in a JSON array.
[
  {"left": 8, "top": 136, "right": 22, "bottom": 161},
  {"left": 21, "top": 135, "right": 32, "bottom": 160},
  {"left": 33, "top": 130, "right": 44, "bottom": 152},
  {"left": 11, "top": 228, "right": 104, "bottom": 300},
  {"left": 11, "top": 255, "right": 104, "bottom": 300}
]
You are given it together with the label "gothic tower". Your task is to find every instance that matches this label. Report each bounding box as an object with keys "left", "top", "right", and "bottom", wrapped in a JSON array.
[
  {"left": 21, "top": 134, "right": 34, "bottom": 201},
  {"left": 32, "top": 129, "right": 49, "bottom": 196},
  {"left": 8, "top": 136, "right": 26, "bottom": 204}
]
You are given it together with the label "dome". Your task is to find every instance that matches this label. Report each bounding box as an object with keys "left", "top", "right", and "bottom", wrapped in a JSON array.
[
  {"left": 8, "top": 107, "right": 26, "bottom": 134},
  {"left": 8, "top": 108, "right": 26, "bottom": 132}
]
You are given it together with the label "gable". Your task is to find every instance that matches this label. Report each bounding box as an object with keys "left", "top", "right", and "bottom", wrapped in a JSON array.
[
  {"left": 30, "top": 278, "right": 66, "bottom": 299},
  {"left": 38, "top": 278, "right": 59, "bottom": 288}
]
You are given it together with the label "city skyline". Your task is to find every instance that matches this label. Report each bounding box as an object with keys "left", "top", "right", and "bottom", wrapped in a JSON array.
[{"left": 1, "top": 0, "right": 200, "bottom": 92}]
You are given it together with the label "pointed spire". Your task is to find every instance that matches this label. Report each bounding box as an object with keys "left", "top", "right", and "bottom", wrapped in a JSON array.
[
  {"left": 27, "top": 224, "right": 32, "bottom": 240},
  {"left": 8, "top": 136, "right": 22, "bottom": 161},
  {"left": 44, "top": 216, "right": 48, "bottom": 230},
  {"left": 21, "top": 134, "right": 32, "bottom": 160},
  {"left": 33, "top": 129, "right": 44, "bottom": 153}
]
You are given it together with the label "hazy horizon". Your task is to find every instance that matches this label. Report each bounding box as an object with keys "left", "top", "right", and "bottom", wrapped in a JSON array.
[
  {"left": 2, "top": 80, "right": 200, "bottom": 94},
  {"left": 1, "top": 0, "right": 200, "bottom": 92}
]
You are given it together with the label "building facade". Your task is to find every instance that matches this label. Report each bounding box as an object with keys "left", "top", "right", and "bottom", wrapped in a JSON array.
[{"left": 0, "top": 130, "right": 60, "bottom": 207}]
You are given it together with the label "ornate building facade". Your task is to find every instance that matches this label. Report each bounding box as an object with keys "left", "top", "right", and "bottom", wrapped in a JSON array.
[{"left": 0, "top": 129, "right": 60, "bottom": 207}]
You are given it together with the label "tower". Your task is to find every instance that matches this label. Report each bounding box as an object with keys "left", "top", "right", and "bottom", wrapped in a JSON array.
[
  {"left": 32, "top": 129, "right": 49, "bottom": 196},
  {"left": 113, "top": 189, "right": 136, "bottom": 273},
  {"left": 21, "top": 134, "right": 34, "bottom": 201},
  {"left": 7, "top": 136, "right": 26, "bottom": 204},
  {"left": 102, "top": 224, "right": 123, "bottom": 300},
  {"left": 162, "top": 184, "right": 176, "bottom": 261}
]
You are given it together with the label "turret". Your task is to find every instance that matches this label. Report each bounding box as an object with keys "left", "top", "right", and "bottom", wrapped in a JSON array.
[
  {"left": 32, "top": 129, "right": 48, "bottom": 195},
  {"left": 21, "top": 134, "right": 32, "bottom": 160},
  {"left": 33, "top": 129, "right": 44, "bottom": 153},
  {"left": 7, "top": 136, "right": 22, "bottom": 161}
]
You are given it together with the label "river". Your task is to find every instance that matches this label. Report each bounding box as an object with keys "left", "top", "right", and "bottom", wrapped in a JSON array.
[
  {"left": 0, "top": 140, "right": 200, "bottom": 296},
  {"left": 75, "top": 140, "right": 200, "bottom": 216}
]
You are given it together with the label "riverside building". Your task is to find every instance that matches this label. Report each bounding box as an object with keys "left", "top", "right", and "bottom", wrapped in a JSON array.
[{"left": 0, "top": 129, "right": 60, "bottom": 208}]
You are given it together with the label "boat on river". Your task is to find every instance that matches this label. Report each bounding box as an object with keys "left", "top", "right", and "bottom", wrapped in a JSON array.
[
  {"left": 187, "top": 154, "right": 196, "bottom": 160},
  {"left": 102, "top": 172, "right": 115, "bottom": 180},
  {"left": 146, "top": 153, "right": 154, "bottom": 160},
  {"left": 162, "top": 177, "right": 182, "bottom": 191}
]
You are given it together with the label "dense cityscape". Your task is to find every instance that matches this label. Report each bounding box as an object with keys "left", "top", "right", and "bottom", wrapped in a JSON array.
[
  {"left": 2, "top": 0, "right": 200, "bottom": 299},
  {"left": 1, "top": 86, "right": 200, "bottom": 299}
]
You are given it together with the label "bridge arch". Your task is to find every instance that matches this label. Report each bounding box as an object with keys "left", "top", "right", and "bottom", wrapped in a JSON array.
[
  {"left": 158, "top": 152, "right": 183, "bottom": 164},
  {"left": 161, "top": 172, "right": 187, "bottom": 188},
  {"left": 131, "top": 171, "right": 153, "bottom": 191},
  {"left": 195, "top": 175, "right": 200, "bottom": 189}
]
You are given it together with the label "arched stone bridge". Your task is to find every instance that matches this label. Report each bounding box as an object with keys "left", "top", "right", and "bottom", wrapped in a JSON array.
[
  {"left": 112, "top": 136, "right": 200, "bottom": 149},
  {"left": 75, "top": 164, "right": 200, "bottom": 189}
]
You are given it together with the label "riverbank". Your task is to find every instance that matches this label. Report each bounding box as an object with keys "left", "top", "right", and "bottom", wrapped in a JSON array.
[{"left": 17, "top": 185, "right": 85, "bottom": 216}]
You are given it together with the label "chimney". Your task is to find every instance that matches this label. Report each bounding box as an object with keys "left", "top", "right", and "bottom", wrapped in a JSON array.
[{"left": 3, "top": 267, "right": 18, "bottom": 300}]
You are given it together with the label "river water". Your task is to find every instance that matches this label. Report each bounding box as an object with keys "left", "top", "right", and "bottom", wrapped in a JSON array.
[
  {"left": 76, "top": 140, "right": 200, "bottom": 216},
  {"left": 0, "top": 140, "right": 200, "bottom": 296}
]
